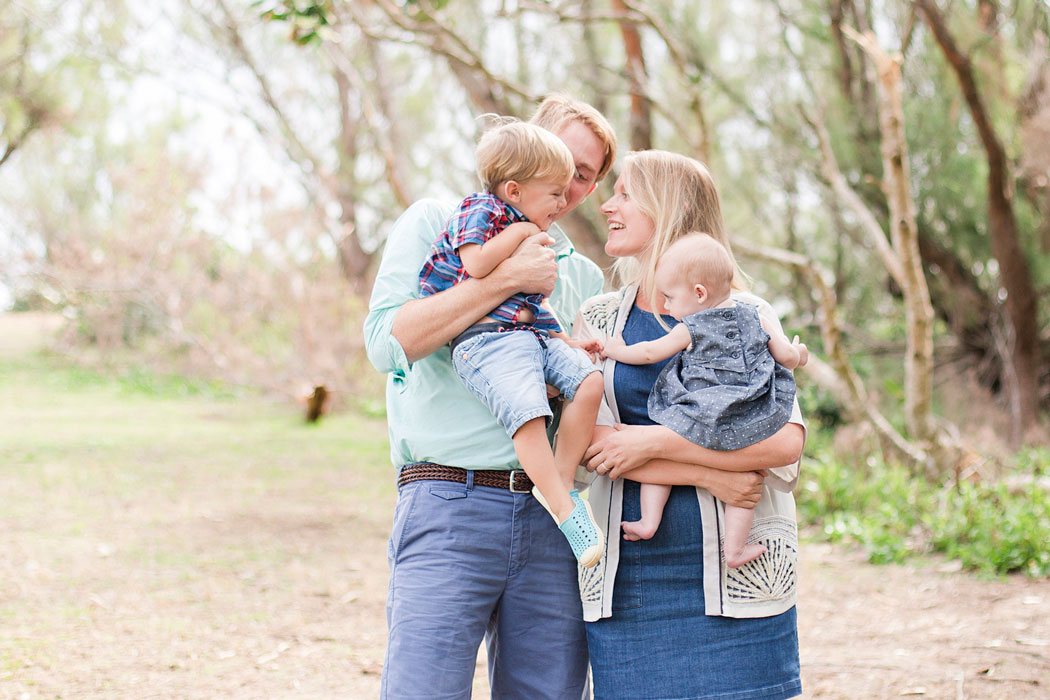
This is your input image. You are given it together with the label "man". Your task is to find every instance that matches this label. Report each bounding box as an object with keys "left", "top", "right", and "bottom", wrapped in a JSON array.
[{"left": 364, "top": 94, "right": 617, "bottom": 699}]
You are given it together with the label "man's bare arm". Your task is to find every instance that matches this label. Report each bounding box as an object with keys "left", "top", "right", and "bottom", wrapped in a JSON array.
[{"left": 392, "top": 235, "right": 558, "bottom": 363}]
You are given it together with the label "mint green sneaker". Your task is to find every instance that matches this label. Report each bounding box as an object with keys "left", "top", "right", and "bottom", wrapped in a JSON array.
[{"left": 558, "top": 490, "right": 604, "bottom": 568}]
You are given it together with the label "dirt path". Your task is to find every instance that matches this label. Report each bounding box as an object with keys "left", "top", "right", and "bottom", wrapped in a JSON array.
[
  {"left": 2, "top": 312, "right": 1048, "bottom": 699},
  {"left": 798, "top": 542, "right": 1049, "bottom": 698}
]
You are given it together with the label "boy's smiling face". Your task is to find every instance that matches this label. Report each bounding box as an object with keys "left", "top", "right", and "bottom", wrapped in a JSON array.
[{"left": 507, "top": 176, "right": 569, "bottom": 231}]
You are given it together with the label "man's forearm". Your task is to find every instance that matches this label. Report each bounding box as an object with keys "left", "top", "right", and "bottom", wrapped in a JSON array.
[
  {"left": 393, "top": 236, "right": 558, "bottom": 363},
  {"left": 391, "top": 274, "right": 514, "bottom": 363}
]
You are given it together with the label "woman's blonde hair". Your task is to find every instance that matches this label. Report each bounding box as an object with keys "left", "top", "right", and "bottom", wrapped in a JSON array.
[
  {"left": 475, "top": 119, "right": 574, "bottom": 192},
  {"left": 612, "top": 150, "right": 748, "bottom": 313},
  {"left": 529, "top": 93, "right": 618, "bottom": 182}
]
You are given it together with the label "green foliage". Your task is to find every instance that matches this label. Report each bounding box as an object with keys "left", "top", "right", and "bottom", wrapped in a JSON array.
[
  {"left": 927, "top": 480, "right": 1050, "bottom": 578},
  {"left": 799, "top": 436, "right": 1050, "bottom": 578},
  {"left": 253, "top": 0, "right": 334, "bottom": 45}
]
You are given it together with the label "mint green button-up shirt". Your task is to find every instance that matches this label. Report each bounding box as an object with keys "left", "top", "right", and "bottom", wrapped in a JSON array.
[{"left": 364, "top": 198, "right": 606, "bottom": 470}]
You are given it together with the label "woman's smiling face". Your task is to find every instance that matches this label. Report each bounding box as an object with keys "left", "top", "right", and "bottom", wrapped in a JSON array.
[{"left": 600, "top": 174, "right": 655, "bottom": 259}]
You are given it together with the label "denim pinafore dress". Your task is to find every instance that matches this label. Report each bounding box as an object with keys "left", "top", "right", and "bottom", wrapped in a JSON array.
[{"left": 647, "top": 303, "right": 795, "bottom": 451}]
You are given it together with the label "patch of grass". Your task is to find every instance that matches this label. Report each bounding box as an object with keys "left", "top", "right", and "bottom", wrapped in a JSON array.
[{"left": 799, "top": 433, "right": 1050, "bottom": 577}]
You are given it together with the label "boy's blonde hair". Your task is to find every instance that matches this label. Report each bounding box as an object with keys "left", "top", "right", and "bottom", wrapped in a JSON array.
[
  {"left": 475, "top": 119, "right": 574, "bottom": 192},
  {"left": 529, "top": 93, "right": 618, "bottom": 182},
  {"left": 611, "top": 150, "right": 749, "bottom": 313},
  {"left": 658, "top": 232, "right": 734, "bottom": 304}
]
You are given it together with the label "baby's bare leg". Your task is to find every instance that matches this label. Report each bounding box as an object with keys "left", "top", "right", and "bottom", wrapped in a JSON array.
[
  {"left": 622, "top": 483, "right": 671, "bottom": 541},
  {"left": 723, "top": 503, "right": 766, "bottom": 567}
]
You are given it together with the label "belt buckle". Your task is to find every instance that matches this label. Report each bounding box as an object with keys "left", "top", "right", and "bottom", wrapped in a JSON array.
[{"left": 508, "top": 470, "right": 531, "bottom": 494}]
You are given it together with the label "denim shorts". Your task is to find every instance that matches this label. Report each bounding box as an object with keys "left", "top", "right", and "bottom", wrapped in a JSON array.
[{"left": 451, "top": 328, "right": 596, "bottom": 438}]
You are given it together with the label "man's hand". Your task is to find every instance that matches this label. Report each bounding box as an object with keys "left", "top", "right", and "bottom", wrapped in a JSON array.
[{"left": 489, "top": 232, "right": 557, "bottom": 298}]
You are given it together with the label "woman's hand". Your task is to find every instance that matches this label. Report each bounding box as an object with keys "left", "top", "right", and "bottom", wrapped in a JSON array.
[
  {"left": 584, "top": 423, "right": 663, "bottom": 479},
  {"left": 700, "top": 468, "right": 767, "bottom": 509}
]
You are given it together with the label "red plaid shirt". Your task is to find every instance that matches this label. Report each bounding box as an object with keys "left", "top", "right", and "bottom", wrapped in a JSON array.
[{"left": 418, "top": 192, "right": 561, "bottom": 332}]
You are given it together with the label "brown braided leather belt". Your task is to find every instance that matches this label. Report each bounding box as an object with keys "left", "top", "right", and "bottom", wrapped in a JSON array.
[{"left": 398, "top": 463, "right": 535, "bottom": 493}]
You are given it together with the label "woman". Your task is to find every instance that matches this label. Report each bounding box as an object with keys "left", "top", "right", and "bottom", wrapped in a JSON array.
[{"left": 574, "top": 150, "right": 806, "bottom": 700}]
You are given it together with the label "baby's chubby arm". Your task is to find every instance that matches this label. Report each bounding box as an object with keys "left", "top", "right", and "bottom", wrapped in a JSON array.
[
  {"left": 759, "top": 316, "right": 808, "bottom": 370},
  {"left": 601, "top": 322, "right": 691, "bottom": 364},
  {"left": 459, "top": 222, "right": 547, "bottom": 279}
]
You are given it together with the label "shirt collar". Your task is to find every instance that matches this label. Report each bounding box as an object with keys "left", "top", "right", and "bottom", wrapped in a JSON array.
[{"left": 547, "top": 221, "right": 574, "bottom": 259}]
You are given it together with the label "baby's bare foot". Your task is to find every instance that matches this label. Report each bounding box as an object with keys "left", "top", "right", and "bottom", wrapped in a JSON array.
[
  {"left": 725, "top": 543, "right": 766, "bottom": 568},
  {"left": 621, "top": 519, "right": 659, "bottom": 541}
]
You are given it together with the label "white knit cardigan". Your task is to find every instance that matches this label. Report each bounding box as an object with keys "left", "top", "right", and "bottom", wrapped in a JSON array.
[{"left": 572, "top": 285, "right": 805, "bottom": 621}]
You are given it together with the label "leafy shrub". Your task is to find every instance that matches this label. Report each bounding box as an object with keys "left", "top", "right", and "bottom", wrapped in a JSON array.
[{"left": 798, "top": 437, "right": 1050, "bottom": 577}]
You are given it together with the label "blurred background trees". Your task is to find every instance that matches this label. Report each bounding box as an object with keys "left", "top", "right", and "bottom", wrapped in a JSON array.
[{"left": 2, "top": 0, "right": 1048, "bottom": 473}]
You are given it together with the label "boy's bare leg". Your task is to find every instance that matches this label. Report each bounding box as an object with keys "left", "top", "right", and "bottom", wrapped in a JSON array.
[
  {"left": 622, "top": 483, "right": 671, "bottom": 541},
  {"left": 514, "top": 418, "right": 575, "bottom": 521},
  {"left": 723, "top": 503, "right": 766, "bottom": 567},
  {"left": 552, "top": 372, "right": 604, "bottom": 488}
]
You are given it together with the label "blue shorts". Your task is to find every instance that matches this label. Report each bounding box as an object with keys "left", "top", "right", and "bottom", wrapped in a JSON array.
[{"left": 451, "top": 328, "right": 596, "bottom": 438}]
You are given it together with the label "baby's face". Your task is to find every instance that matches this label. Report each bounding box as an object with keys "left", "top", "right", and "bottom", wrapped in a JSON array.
[
  {"left": 514, "top": 176, "right": 569, "bottom": 231},
  {"left": 655, "top": 263, "right": 707, "bottom": 321}
]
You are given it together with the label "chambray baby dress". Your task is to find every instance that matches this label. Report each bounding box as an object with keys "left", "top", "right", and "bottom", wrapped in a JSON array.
[{"left": 647, "top": 303, "right": 795, "bottom": 451}]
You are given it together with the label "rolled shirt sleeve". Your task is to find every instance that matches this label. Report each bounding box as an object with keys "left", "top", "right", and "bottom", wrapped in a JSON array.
[{"left": 364, "top": 199, "right": 453, "bottom": 377}]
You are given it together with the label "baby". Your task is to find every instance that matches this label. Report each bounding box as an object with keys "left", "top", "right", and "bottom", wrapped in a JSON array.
[{"left": 601, "top": 232, "right": 806, "bottom": 567}]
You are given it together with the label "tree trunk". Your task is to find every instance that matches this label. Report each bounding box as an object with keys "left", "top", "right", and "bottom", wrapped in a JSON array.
[
  {"left": 334, "top": 68, "right": 372, "bottom": 292},
  {"left": 916, "top": 0, "right": 1042, "bottom": 434},
  {"left": 848, "top": 28, "right": 936, "bottom": 443},
  {"left": 612, "top": 0, "right": 652, "bottom": 150}
]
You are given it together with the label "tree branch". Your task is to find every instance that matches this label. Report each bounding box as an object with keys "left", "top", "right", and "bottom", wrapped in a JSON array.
[{"left": 732, "top": 238, "right": 933, "bottom": 470}]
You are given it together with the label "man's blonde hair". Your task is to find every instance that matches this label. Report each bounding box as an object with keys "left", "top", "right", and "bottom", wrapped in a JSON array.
[
  {"left": 612, "top": 150, "right": 748, "bottom": 313},
  {"left": 475, "top": 119, "right": 574, "bottom": 192},
  {"left": 529, "top": 93, "right": 617, "bottom": 182},
  {"left": 658, "top": 232, "right": 734, "bottom": 304}
]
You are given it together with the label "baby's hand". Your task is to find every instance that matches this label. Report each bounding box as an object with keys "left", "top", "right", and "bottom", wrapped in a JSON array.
[
  {"left": 792, "top": 335, "right": 809, "bottom": 368},
  {"left": 600, "top": 335, "right": 627, "bottom": 361},
  {"left": 504, "top": 221, "right": 550, "bottom": 247}
]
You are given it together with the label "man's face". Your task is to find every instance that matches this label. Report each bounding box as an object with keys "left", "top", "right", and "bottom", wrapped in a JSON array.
[{"left": 554, "top": 120, "right": 606, "bottom": 217}]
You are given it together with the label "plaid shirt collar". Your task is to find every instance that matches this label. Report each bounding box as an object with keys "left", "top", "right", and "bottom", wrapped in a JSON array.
[{"left": 489, "top": 195, "right": 576, "bottom": 260}]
